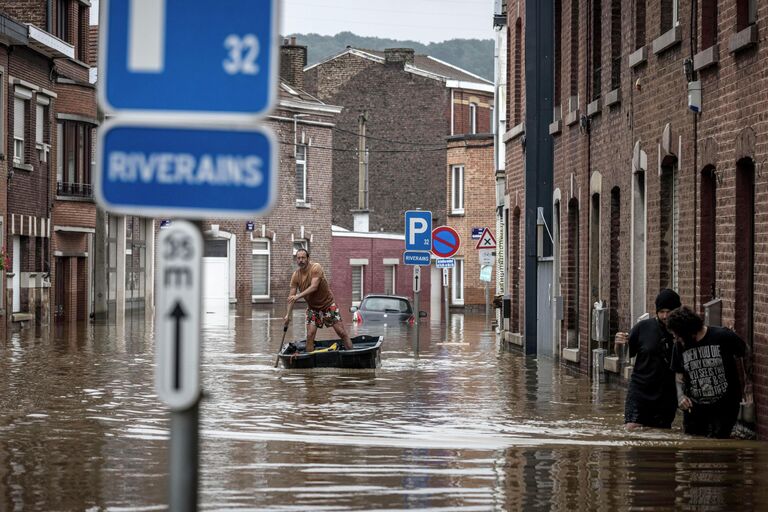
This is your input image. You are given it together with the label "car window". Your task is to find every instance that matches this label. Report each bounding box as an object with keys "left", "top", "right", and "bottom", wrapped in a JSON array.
[{"left": 363, "top": 297, "right": 411, "bottom": 313}]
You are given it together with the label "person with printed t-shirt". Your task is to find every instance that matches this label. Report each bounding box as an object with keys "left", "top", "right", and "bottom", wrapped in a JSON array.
[
  {"left": 614, "top": 289, "right": 681, "bottom": 429},
  {"left": 284, "top": 248, "right": 354, "bottom": 352},
  {"left": 668, "top": 306, "right": 750, "bottom": 438}
]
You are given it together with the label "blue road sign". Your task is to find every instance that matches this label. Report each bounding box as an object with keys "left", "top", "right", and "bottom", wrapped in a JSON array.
[
  {"left": 405, "top": 210, "right": 432, "bottom": 251},
  {"left": 403, "top": 251, "right": 431, "bottom": 266},
  {"left": 431, "top": 226, "right": 461, "bottom": 259},
  {"left": 95, "top": 119, "right": 277, "bottom": 219},
  {"left": 99, "top": 0, "right": 278, "bottom": 117}
]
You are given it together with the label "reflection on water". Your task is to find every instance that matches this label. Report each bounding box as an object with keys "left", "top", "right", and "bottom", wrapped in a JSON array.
[{"left": 0, "top": 309, "right": 766, "bottom": 510}]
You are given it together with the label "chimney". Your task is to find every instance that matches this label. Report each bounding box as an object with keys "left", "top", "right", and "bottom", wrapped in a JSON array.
[
  {"left": 280, "top": 37, "right": 307, "bottom": 90},
  {"left": 384, "top": 48, "right": 415, "bottom": 68}
]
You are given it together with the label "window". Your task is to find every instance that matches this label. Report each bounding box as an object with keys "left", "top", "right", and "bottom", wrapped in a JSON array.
[
  {"left": 736, "top": 0, "right": 757, "bottom": 31},
  {"left": 13, "top": 97, "right": 26, "bottom": 165},
  {"left": 660, "top": 0, "right": 679, "bottom": 33},
  {"left": 451, "top": 259, "right": 464, "bottom": 305},
  {"left": 592, "top": 0, "right": 602, "bottom": 101},
  {"left": 55, "top": 0, "right": 70, "bottom": 42},
  {"left": 701, "top": 0, "right": 718, "bottom": 49},
  {"left": 610, "top": 0, "right": 621, "bottom": 90},
  {"left": 451, "top": 165, "right": 464, "bottom": 214},
  {"left": 351, "top": 265, "right": 364, "bottom": 305},
  {"left": 77, "top": 4, "right": 88, "bottom": 61},
  {"left": 570, "top": 0, "right": 580, "bottom": 100},
  {"left": 292, "top": 239, "right": 308, "bottom": 256},
  {"left": 36, "top": 97, "right": 50, "bottom": 163},
  {"left": 469, "top": 102, "right": 477, "bottom": 134},
  {"left": 384, "top": 265, "right": 396, "bottom": 294},
  {"left": 635, "top": 0, "right": 646, "bottom": 49},
  {"left": 57, "top": 121, "right": 93, "bottom": 197},
  {"left": 295, "top": 144, "right": 307, "bottom": 203},
  {"left": 252, "top": 239, "right": 270, "bottom": 298}
]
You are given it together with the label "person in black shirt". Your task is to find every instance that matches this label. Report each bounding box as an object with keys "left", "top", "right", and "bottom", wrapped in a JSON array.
[
  {"left": 614, "top": 289, "right": 680, "bottom": 429},
  {"left": 668, "top": 306, "right": 749, "bottom": 438}
]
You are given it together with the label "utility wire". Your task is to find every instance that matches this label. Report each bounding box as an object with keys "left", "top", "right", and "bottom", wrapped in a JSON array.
[{"left": 332, "top": 125, "right": 445, "bottom": 147}]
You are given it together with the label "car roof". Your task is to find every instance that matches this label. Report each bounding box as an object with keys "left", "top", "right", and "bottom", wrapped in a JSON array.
[{"left": 362, "top": 294, "right": 411, "bottom": 301}]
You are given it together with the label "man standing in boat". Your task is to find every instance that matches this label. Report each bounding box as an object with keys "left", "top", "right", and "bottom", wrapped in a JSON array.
[{"left": 284, "top": 248, "right": 354, "bottom": 352}]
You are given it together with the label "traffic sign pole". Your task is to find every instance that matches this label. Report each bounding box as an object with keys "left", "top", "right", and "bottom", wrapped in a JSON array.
[{"left": 156, "top": 220, "right": 203, "bottom": 511}]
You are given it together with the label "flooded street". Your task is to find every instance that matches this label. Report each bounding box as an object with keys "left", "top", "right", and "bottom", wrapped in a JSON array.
[{"left": 1, "top": 310, "right": 767, "bottom": 511}]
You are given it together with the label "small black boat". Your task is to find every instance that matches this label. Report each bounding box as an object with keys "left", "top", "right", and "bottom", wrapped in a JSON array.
[{"left": 278, "top": 335, "right": 383, "bottom": 369}]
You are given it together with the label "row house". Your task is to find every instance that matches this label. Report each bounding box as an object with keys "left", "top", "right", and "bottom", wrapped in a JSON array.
[
  {"left": 91, "top": 40, "right": 342, "bottom": 324},
  {"left": 0, "top": 0, "right": 96, "bottom": 332},
  {"left": 302, "top": 42, "right": 494, "bottom": 318},
  {"left": 496, "top": 0, "right": 768, "bottom": 437}
]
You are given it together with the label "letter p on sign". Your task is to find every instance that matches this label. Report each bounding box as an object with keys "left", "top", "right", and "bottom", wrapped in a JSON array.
[{"left": 405, "top": 210, "right": 432, "bottom": 251}]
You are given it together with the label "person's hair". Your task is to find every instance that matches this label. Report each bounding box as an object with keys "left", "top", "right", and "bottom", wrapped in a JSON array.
[
  {"left": 666, "top": 306, "right": 704, "bottom": 340},
  {"left": 295, "top": 248, "right": 310, "bottom": 258}
]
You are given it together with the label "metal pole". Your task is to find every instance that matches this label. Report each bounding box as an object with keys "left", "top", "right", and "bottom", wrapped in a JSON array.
[
  {"left": 169, "top": 401, "right": 199, "bottom": 511},
  {"left": 485, "top": 282, "right": 490, "bottom": 323},
  {"left": 414, "top": 289, "right": 420, "bottom": 356},
  {"left": 443, "top": 268, "right": 449, "bottom": 330}
]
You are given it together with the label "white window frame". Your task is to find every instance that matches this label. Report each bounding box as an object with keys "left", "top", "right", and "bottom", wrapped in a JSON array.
[
  {"left": 292, "top": 239, "right": 309, "bottom": 256},
  {"left": 469, "top": 102, "right": 477, "bottom": 134},
  {"left": 251, "top": 238, "right": 271, "bottom": 299},
  {"left": 351, "top": 264, "right": 364, "bottom": 306},
  {"left": 35, "top": 96, "right": 50, "bottom": 163},
  {"left": 13, "top": 96, "right": 27, "bottom": 165},
  {"left": 296, "top": 143, "right": 307, "bottom": 203},
  {"left": 451, "top": 258, "right": 465, "bottom": 305},
  {"left": 451, "top": 165, "right": 465, "bottom": 214}
]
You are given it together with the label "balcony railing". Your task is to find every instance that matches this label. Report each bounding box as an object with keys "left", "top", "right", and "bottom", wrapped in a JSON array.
[{"left": 57, "top": 181, "right": 92, "bottom": 198}]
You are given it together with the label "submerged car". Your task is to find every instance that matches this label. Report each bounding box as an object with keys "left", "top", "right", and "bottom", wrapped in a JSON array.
[{"left": 350, "top": 294, "right": 427, "bottom": 325}]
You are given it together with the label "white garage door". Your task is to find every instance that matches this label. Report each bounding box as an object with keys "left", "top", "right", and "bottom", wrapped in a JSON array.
[{"left": 203, "top": 239, "right": 229, "bottom": 324}]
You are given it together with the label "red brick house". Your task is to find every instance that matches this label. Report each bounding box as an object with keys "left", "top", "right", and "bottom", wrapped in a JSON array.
[
  {"left": 500, "top": 0, "right": 768, "bottom": 436},
  {"left": 0, "top": 1, "right": 97, "bottom": 327}
]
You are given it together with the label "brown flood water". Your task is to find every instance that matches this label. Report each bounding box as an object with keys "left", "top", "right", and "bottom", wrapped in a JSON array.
[{"left": 0, "top": 308, "right": 766, "bottom": 511}]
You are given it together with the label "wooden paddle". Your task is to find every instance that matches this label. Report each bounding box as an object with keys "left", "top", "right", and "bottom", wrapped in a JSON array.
[{"left": 274, "top": 324, "right": 288, "bottom": 368}]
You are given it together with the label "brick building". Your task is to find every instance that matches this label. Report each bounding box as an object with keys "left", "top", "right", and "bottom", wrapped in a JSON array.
[
  {"left": 0, "top": 1, "right": 95, "bottom": 330},
  {"left": 192, "top": 41, "right": 342, "bottom": 317},
  {"left": 303, "top": 45, "right": 494, "bottom": 233},
  {"left": 498, "top": 0, "right": 768, "bottom": 436},
  {"left": 446, "top": 134, "right": 496, "bottom": 310},
  {"left": 303, "top": 43, "right": 494, "bottom": 318}
]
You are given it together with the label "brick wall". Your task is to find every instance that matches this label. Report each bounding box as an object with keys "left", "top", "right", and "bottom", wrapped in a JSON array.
[
  {"left": 539, "top": 0, "right": 768, "bottom": 435},
  {"left": 331, "top": 234, "right": 424, "bottom": 313},
  {"left": 447, "top": 135, "right": 496, "bottom": 307},
  {"left": 452, "top": 90, "right": 494, "bottom": 135},
  {"left": 305, "top": 51, "right": 450, "bottom": 232},
  {"left": 504, "top": 0, "right": 527, "bottom": 336},
  {"left": 204, "top": 106, "right": 336, "bottom": 307}
]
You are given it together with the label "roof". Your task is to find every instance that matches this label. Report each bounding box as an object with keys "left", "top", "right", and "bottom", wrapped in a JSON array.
[
  {"left": 277, "top": 80, "right": 342, "bottom": 115},
  {"left": 306, "top": 47, "right": 493, "bottom": 91}
]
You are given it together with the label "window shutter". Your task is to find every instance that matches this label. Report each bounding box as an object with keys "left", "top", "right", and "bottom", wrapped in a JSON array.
[
  {"left": 384, "top": 266, "right": 395, "bottom": 294},
  {"left": 352, "top": 267, "right": 363, "bottom": 302},
  {"left": 14, "top": 98, "right": 25, "bottom": 139},
  {"left": 36, "top": 104, "right": 44, "bottom": 144},
  {"left": 252, "top": 254, "right": 269, "bottom": 296}
]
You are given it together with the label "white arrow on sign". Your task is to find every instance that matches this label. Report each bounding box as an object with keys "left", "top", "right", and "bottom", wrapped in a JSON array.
[
  {"left": 129, "top": 0, "right": 166, "bottom": 72},
  {"left": 413, "top": 265, "right": 421, "bottom": 293},
  {"left": 155, "top": 220, "right": 202, "bottom": 411}
]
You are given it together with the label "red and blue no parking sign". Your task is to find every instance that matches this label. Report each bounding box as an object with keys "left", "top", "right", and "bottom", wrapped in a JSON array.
[{"left": 431, "top": 226, "right": 461, "bottom": 259}]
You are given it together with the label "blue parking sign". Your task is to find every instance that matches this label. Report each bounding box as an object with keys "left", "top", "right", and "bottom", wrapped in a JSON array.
[
  {"left": 99, "top": 0, "right": 278, "bottom": 117},
  {"left": 405, "top": 211, "right": 432, "bottom": 252}
]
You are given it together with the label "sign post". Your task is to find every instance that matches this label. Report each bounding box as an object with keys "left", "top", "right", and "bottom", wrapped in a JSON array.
[
  {"left": 156, "top": 220, "right": 203, "bottom": 511},
  {"left": 404, "top": 211, "right": 432, "bottom": 357}
]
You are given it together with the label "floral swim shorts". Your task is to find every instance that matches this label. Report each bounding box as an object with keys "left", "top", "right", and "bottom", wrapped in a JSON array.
[{"left": 306, "top": 303, "right": 342, "bottom": 328}]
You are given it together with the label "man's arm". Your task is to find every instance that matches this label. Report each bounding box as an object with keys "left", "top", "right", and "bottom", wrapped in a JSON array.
[
  {"left": 289, "top": 277, "right": 320, "bottom": 304},
  {"left": 676, "top": 373, "right": 692, "bottom": 411}
]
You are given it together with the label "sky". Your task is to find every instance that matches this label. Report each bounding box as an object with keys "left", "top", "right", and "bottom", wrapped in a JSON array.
[{"left": 90, "top": 0, "right": 494, "bottom": 44}]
